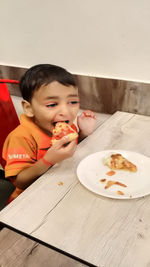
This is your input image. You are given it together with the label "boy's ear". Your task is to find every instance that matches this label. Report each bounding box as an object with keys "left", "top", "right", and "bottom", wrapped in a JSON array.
[{"left": 22, "top": 100, "right": 34, "bottom": 117}]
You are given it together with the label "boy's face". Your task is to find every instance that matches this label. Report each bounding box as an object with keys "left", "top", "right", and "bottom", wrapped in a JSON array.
[{"left": 27, "top": 81, "right": 80, "bottom": 135}]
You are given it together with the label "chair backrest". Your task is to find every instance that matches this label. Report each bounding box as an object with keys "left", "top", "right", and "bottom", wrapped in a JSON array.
[{"left": 0, "top": 79, "right": 20, "bottom": 168}]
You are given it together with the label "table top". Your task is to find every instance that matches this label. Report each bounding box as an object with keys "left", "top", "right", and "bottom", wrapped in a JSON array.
[{"left": 1, "top": 111, "right": 150, "bottom": 267}]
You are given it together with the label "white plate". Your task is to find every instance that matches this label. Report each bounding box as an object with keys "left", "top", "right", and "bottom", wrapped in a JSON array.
[{"left": 76, "top": 150, "right": 150, "bottom": 199}]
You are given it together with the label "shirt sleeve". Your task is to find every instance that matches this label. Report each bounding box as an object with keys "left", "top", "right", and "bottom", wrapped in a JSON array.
[{"left": 2, "top": 134, "right": 37, "bottom": 178}]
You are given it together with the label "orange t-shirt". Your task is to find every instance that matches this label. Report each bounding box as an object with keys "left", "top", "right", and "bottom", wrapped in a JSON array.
[{"left": 3, "top": 114, "right": 78, "bottom": 178}]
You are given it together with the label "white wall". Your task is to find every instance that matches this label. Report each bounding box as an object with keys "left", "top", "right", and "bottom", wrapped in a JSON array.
[{"left": 0, "top": 0, "right": 150, "bottom": 82}]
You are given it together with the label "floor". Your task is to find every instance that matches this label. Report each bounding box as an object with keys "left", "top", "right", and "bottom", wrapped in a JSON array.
[
  {"left": 0, "top": 171, "right": 15, "bottom": 211},
  {"left": 0, "top": 227, "right": 88, "bottom": 267}
]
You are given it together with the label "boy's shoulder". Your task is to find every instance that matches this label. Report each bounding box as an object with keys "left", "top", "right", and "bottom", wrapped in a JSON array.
[
  {"left": 7, "top": 123, "right": 29, "bottom": 139},
  {"left": 4, "top": 114, "right": 51, "bottom": 147},
  {"left": 5, "top": 114, "right": 36, "bottom": 141}
]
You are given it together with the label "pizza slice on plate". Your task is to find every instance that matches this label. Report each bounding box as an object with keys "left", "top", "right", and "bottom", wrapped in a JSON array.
[
  {"left": 52, "top": 122, "right": 78, "bottom": 145},
  {"left": 103, "top": 153, "right": 137, "bottom": 172}
]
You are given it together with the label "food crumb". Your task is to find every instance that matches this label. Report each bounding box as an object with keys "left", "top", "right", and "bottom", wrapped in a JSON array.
[
  {"left": 58, "top": 181, "right": 63, "bottom": 186},
  {"left": 117, "top": 190, "right": 124, "bottom": 195},
  {"left": 106, "top": 171, "right": 116, "bottom": 176},
  {"left": 100, "top": 179, "right": 106, "bottom": 183}
]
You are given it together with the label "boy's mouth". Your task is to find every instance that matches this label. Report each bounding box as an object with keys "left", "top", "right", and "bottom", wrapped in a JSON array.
[{"left": 53, "top": 120, "right": 69, "bottom": 126}]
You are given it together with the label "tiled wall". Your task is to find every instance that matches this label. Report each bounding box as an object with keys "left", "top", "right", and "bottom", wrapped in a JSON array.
[{"left": 1, "top": 65, "right": 150, "bottom": 115}]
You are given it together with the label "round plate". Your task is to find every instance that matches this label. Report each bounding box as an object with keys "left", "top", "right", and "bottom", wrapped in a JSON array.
[{"left": 76, "top": 150, "right": 150, "bottom": 199}]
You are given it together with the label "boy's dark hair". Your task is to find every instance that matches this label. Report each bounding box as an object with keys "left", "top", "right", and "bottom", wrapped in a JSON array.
[{"left": 20, "top": 64, "right": 77, "bottom": 102}]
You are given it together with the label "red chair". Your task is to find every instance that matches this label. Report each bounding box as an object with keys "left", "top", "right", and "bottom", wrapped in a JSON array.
[
  {"left": 0, "top": 79, "right": 22, "bottom": 206},
  {"left": 0, "top": 79, "right": 20, "bottom": 169}
]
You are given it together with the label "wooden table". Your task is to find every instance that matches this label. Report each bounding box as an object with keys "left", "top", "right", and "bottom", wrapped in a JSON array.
[{"left": 1, "top": 111, "right": 150, "bottom": 267}]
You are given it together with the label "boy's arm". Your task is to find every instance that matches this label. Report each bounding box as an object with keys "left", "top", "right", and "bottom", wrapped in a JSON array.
[
  {"left": 77, "top": 110, "right": 96, "bottom": 142},
  {"left": 14, "top": 136, "right": 77, "bottom": 189},
  {"left": 13, "top": 158, "right": 51, "bottom": 189}
]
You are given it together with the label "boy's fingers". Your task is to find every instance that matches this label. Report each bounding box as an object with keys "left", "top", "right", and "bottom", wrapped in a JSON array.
[
  {"left": 60, "top": 138, "right": 76, "bottom": 151},
  {"left": 83, "top": 110, "right": 96, "bottom": 118},
  {"left": 63, "top": 139, "right": 77, "bottom": 153},
  {"left": 60, "top": 136, "right": 70, "bottom": 145},
  {"left": 52, "top": 136, "right": 70, "bottom": 148}
]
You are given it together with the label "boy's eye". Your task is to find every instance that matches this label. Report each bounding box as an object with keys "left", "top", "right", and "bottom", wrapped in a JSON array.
[
  {"left": 70, "top": 101, "right": 80, "bottom": 105},
  {"left": 46, "top": 103, "right": 57, "bottom": 108}
]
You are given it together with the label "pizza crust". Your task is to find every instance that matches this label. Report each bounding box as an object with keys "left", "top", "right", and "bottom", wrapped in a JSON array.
[{"left": 103, "top": 153, "right": 137, "bottom": 172}]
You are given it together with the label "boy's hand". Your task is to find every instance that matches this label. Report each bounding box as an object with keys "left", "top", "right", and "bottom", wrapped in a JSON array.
[
  {"left": 77, "top": 110, "right": 96, "bottom": 137},
  {"left": 44, "top": 136, "right": 77, "bottom": 164}
]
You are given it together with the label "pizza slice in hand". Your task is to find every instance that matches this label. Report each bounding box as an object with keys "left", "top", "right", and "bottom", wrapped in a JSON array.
[
  {"left": 103, "top": 153, "right": 137, "bottom": 172},
  {"left": 52, "top": 122, "right": 78, "bottom": 145}
]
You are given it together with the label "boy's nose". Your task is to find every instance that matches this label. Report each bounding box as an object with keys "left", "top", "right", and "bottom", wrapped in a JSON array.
[{"left": 58, "top": 105, "right": 69, "bottom": 117}]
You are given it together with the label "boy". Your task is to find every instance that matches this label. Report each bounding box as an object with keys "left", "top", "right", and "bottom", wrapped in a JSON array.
[{"left": 3, "top": 64, "right": 96, "bottom": 200}]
